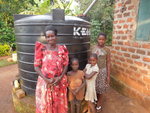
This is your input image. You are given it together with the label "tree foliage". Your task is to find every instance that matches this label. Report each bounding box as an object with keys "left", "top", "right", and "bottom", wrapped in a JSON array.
[
  {"left": 0, "top": 0, "right": 34, "bottom": 45},
  {"left": 21, "top": 0, "right": 79, "bottom": 15},
  {"left": 76, "top": 0, "right": 114, "bottom": 45}
]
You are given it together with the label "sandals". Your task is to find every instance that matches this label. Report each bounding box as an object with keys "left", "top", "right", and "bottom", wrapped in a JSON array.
[{"left": 96, "top": 106, "right": 102, "bottom": 112}]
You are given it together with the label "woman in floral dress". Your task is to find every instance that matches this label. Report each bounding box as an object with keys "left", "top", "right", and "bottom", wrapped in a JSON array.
[{"left": 34, "top": 25, "right": 69, "bottom": 113}]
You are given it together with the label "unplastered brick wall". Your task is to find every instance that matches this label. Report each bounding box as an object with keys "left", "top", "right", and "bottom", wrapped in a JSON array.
[{"left": 111, "top": 0, "right": 150, "bottom": 110}]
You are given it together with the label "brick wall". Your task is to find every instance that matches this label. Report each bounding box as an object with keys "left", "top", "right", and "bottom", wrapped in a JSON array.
[{"left": 111, "top": 0, "right": 150, "bottom": 110}]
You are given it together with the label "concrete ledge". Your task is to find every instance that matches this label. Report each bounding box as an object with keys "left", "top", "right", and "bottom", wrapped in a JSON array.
[
  {"left": 110, "top": 75, "right": 150, "bottom": 112},
  {"left": 12, "top": 89, "right": 35, "bottom": 113}
]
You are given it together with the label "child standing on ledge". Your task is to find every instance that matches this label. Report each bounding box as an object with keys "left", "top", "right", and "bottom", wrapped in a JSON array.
[
  {"left": 67, "top": 58, "right": 85, "bottom": 113},
  {"left": 84, "top": 53, "right": 99, "bottom": 113}
]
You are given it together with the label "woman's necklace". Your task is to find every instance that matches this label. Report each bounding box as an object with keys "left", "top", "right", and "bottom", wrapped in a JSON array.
[{"left": 46, "top": 44, "right": 58, "bottom": 51}]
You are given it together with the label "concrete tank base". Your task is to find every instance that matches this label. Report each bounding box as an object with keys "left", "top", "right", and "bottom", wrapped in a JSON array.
[
  {"left": 12, "top": 89, "right": 35, "bottom": 113},
  {"left": 12, "top": 88, "right": 88, "bottom": 113}
]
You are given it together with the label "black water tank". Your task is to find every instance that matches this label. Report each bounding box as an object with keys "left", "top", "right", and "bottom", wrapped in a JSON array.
[{"left": 14, "top": 9, "right": 90, "bottom": 95}]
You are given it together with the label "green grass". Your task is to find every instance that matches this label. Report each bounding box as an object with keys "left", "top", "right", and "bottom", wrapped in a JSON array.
[{"left": 0, "top": 59, "right": 17, "bottom": 67}]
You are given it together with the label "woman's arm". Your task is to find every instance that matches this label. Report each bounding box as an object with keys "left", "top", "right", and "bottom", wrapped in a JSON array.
[
  {"left": 106, "top": 51, "right": 111, "bottom": 84},
  {"left": 85, "top": 71, "right": 98, "bottom": 79},
  {"left": 34, "top": 66, "right": 54, "bottom": 84},
  {"left": 60, "top": 65, "right": 68, "bottom": 78}
]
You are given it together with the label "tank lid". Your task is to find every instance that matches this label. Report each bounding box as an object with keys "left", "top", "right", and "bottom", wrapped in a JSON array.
[{"left": 52, "top": 9, "right": 64, "bottom": 21}]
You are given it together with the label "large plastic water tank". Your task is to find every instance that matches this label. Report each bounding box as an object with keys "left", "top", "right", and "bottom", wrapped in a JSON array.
[{"left": 14, "top": 9, "right": 90, "bottom": 95}]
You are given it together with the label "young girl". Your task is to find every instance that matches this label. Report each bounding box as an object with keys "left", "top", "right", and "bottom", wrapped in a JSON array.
[
  {"left": 84, "top": 53, "right": 99, "bottom": 113},
  {"left": 92, "top": 32, "right": 111, "bottom": 112},
  {"left": 67, "top": 58, "right": 85, "bottom": 113}
]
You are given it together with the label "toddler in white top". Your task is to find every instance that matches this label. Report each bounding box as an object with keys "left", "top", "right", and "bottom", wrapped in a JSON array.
[{"left": 84, "top": 53, "right": 99, "bottom": 113}]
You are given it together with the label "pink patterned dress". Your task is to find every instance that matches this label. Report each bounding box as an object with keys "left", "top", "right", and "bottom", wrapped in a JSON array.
[{"left": 34, "top": 41, "right": 69, "bottom": 113}]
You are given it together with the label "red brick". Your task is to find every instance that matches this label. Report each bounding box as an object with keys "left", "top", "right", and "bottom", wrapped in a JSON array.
[
  {"left": 117, "top": 51, "right": 123, "bottom": 56},
  {"left": 118, "top": 30, "right": 124, "bottom": 34},
  {"left": 132, "top": 42, "right": 139, "bottom": 47},
  {"left": 130, "top": 66, "right": 137, "bottom": 71},
  {"left": 140, "top": 69, "right": 148, "bottom": 75},
  {"left": 118, "top": 57, "right": 125, "bottom": 62},
  {"left": 111, "top": 59, "right": 116, "bottom": 63},
  {"left": 122, "top": 36, "right": 127, "bottom": 40},
  {"left": 134, "top": 61, "right": 143, "bottom": 66},
  {"left": 118, "top": 3, "right": 122, "bottom": 7},
  {"left": 115, "top": 10, "right": 119, "bottom": 14},
  {"left": 125, "top": 30, "right": 132, "bottom": 34},
  {"left": 124, "top": 53, "right": 130, "bottom": 57},
  {"left": 128, "top": 5, "right": 134, "bottom": 10},
  {"left": 123, "top": 24, "right": 129, "bottom": 29},
  {"left": 117, "top": 14, "right": 122, "bottom": 18},
  {"left": 113, "top": 20, "right": 118, "bottom": 24},
  {"left": 134, "top": 73, "right": 141, "bottom": 78},
  {"left": 112, "top": 40, "right": 117, "bottom": 44},
  {"left": 111, "top": 50, "right": 117, "bottom": 54},
  {"left": 118, "top": 41, "right": 123, "bottom": 45},
  {"left": 132, "top": 55, "right": 140, "bottom": 59},
  {"left": 125, "top": 0, "right": 131, "bottom": 5},
  {"left": 126, "top": 69, "right": 133, "bottom": 75},
  {"left": 136, "top": 49, "right": 146, "bottom": 55},
  {"left": 142, "top": 43, "right": 150, "bottom": 49},
  {"left": 123, "top": 13, "right": 130, "bottom": 17},
  {"left": 121, "top": 47, "right": 127, "bottom": 51},
  {"left": 122, "top": 63, "right": 128, "bottom": 67},
  {"left": 116, "top": 36, "right": 120, "bottom": 39},
  {"left": 128, "top": 48, "right": 135, "bottom": 53},
  {"left": 130, "top": 24, "right": 133, "bottom": 29},
  {"left": 137, "top": 80, "right": 146, "bottom": 87},
  {"left": 115, "top": 46, "right": 120, "bottom": 50},
  {"left": 116, "top": 61, "right": 122, "bottom": 66},
  {"left": 147, "top": 65, "right": 150, "bottom": 69},
  {"left": 126, "top": 59, "right": 133, "bottom": 64},
  {"left": 127, "top": 18, "right": 133, "bottom": 22},
  {"left": 143, "top": 89, "right": 150, "bottom": 96},
  {"left": 117, "top": 25, "right": 122, "bottom": 29},
  {"left": 118, "top": 66, "right": 125, "bottom": 72},
  {"left": 124, "top": 41, "right": 130, "bottom": 46},
  {"left": 114, "top": 55, "right": 119, "bottom": 59},
  {"left": 119, "top": 20, "right": 125, "bottom": 23},
  {"left": 143, "top": 57, "right": 150, "bottom": 62},
  {"left": 132, "top": 12, "right": 136, "bottom": 16},
  {"left": 143, "top": 76, "right": 150, "bottom": 83}
]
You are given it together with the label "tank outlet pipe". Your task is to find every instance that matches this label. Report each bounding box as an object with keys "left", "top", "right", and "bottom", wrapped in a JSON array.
[{"left": 83, "top": 0, "right": 98, "bottom": 15}]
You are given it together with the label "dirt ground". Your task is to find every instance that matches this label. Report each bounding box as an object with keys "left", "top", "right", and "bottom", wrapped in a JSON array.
[
  {"left": 0, "top": 64, "right": 18, "bottom": 113},
  {"left": 0, "top": 64, "right": 149, "bottom": 113}
]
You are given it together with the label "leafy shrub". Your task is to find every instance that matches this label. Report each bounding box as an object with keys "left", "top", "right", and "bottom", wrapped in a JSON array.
[
  {"left": 0, "top": 21, "right": 15, "bottom": 44},
  {"left": 90, "top": 20, "right": 101, "bottom": 44},
  {"left": 0, "top": 44, "right": 11, "bottom": 56}
]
